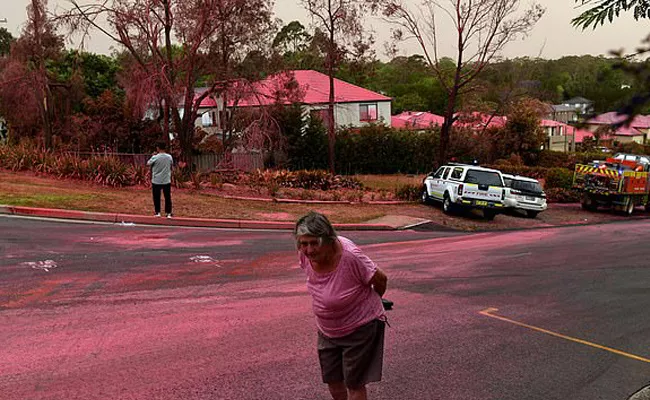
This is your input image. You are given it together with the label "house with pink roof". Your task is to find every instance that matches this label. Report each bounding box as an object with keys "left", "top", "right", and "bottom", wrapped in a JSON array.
[
  {"left": 570, "top": 127, "right": 601, "bottom": 146},
  {"left": 540, "top": 119, "right": 576, "bottom": 152},
  {"left": 216, "top": 70, "right": 392, "bottom": 130},
  {"left": 584, "top": 111, "right": 650, "bottom": 144},
  {"left": 392, "top": 110, "right": 581, "bottom": 152},
  {"left": 392, "top": 111, "right": 445, "bottom": 130},
  {"left": 182, "top": 70, "right": 392, "bottom": 134},
  {"left": 453, "top": 112, "right": 507, "bottom": 130}
]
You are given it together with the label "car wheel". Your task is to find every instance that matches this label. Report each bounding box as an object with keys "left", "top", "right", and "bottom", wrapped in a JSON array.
[
  {"left": 421, "top": 187, "right": 431, "bottom": 204},
  {"left": 581, "top": 195, "right": 597, "bottom": 211},
  {"left": 442, "top": 194, "right": 454, "bottom": 214},
  {"left": 483, "top": 210, "right": 496, "bottom": 221},
  {"left": 526, "top": 210, "right": 539, "bottom": 219}
]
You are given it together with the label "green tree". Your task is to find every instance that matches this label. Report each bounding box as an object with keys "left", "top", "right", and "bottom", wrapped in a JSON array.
[
  {"left": 495, "top": 97, "right": 547, "bottom": 162},
  {"left": 571, "top": 1, "right": 650, "bottom": 119},
  {"left": 369, "top": 55, "right": 448, "bottom": 115},
  {"left": 572, "top": 0, "right": 650, "bottom": 29},
  {"left": 273, "top": 21, "right": 312, "bottom": 54},
  {"left": 275, "top": 104, "right": 328, "bottom": 170},
  {"left": 0, "top": 28, "right": 14, "bottom": 56},
  {"left": 47, "top": 50, "right": 121, "bottom": 102}
]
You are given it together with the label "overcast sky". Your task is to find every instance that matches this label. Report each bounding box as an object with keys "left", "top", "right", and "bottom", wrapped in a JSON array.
[{"left": 2, "top": 0, "right": 649, "bottom": 60}]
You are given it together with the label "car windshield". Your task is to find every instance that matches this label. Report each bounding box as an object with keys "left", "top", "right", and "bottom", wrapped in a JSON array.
[
  {"left": 464, "top": 170, "right": 502, "bottom": 186},
  {"left": 512, "top": 180, "right": 543, "bottom": 193}
]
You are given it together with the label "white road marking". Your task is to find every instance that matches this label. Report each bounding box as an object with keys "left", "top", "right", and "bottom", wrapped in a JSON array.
[
  {"left": 22, "top": 260, "right": 58, "bottom": 272},
  {"left": 190, "top": 255, "right": 222, "bottom": 267}
]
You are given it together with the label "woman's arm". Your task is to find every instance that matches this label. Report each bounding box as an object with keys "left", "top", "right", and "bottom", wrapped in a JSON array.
[{"left": 369, "top": 268, "right": 388, "bottom": 297}]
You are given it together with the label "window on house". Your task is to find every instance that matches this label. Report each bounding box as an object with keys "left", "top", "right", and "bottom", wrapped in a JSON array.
[
  {"left": 201, "top": 111, "right": 213, "bottom": 127},
  {"left": 359, "top": 103, "right": 378, "bottom": 121}
]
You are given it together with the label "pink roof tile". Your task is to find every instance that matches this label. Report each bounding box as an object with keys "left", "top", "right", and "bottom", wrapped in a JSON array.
[
  {"left": 230, "top": 70, "right": 390, "bottom": 107},
  {"left": 540, "top": 119, "right": 566, "bottom": 127},
  {"left": 587, "top": 112, "right": 650, "bottom": 128},
  {"left": 392, "top": 111, "right": 445, "bottom": 129},
  {"left": 570, "top": 127, "right": 595, "bottom": 143},
  {"left": 614, "top": 125, "right": 644, "bottom": 136},
  {"left": 197, "top": 96, "right": 217, "bottom": 108},
  {"left": 630, "top": 115, "right": 650, "bottom": 128},
  {"left": 587, "top": 111, "right": 623, "bottom": 125},
  {"left": 454, "top": 112, "right": 507, "bottom": 129}
]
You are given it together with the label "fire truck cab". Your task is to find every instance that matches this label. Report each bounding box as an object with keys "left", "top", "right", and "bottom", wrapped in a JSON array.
[{"left": 573, "top": 153, "right": 650, "bottom": 215}]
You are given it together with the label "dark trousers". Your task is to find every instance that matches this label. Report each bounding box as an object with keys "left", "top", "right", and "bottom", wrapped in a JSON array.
[{"left": 152, "top": 183, "right": 172, "bottom": 214}]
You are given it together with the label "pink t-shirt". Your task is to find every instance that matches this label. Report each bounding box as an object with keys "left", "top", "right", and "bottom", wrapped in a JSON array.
[{"left": 299, "top": 236, "right": 385, "bottom": 338}]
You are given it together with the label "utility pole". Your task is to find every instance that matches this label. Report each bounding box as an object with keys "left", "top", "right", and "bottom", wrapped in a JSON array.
[{"left": 0, "top": 17, "right": 8, "bottom": 146}]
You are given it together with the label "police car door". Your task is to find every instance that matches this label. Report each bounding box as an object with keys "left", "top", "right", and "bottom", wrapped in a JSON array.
[{"left": 427, "top": 167, "right": 445, "bottom": 200}]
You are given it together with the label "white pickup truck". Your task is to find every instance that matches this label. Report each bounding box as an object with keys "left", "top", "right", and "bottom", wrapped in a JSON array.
[{"left": 421, "top": 163, "right": 507, "bottom": 220}]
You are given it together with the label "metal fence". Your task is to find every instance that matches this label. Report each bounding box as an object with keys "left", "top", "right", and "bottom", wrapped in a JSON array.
[{"left": 74, "top": 151, "right": 264, "bottom": 172}]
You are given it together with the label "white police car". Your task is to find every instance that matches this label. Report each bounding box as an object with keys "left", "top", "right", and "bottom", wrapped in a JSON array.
[{"left": 422, "top": 163, "right": 506, "bottom": 220}]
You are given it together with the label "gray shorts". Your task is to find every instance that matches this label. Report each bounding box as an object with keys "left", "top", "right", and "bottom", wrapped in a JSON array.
[{"left": 317, "top": 319, "right": 386, "bottom": 388}]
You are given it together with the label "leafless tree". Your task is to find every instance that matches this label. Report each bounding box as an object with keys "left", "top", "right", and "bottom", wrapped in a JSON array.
[
  {"left": 58, "top": 0, "right": 276, "bottom": 165},
  {"left": 381, "top": 0, "right": 545, "bottom": 165},
  {"left": 301, "top": 0, "right": 375, "bottom": 173}
]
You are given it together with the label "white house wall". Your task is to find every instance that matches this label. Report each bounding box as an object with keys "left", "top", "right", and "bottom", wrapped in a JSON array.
[
  {"left": 308, "top": 101, "right": 391, "bottom": 128},
  {"left": 615, "top": 136, "right": 644, "bottom": 144},
  {"left": 375, "top": 102, "right": 392, "bottom": 126}
]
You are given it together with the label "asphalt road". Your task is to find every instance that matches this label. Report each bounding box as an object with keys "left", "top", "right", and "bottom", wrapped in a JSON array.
[{"left": 1, "top": 216, "right": 650, "bottom": 400}]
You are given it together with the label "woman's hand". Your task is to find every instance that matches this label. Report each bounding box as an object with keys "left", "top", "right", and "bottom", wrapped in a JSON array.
[{"left": 369, "top": 268, "right": 388, "bottom": 297}]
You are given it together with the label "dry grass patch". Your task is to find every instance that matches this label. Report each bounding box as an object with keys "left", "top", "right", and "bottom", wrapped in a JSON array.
[
  {"left": 0, "top": 171, "right": 416, "bottom": 224},
  {"left": 354, "top": 174, "right": 425, "bottom": 192}
]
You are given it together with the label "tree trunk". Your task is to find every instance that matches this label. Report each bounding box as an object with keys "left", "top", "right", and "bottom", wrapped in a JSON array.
[
  {"left": 179, "top": 125, "right": 193, "bottom": 171},
  {"left": 327, "top": 70, "right": 336, "bottom": 174},
  {"left": 163, "top": 99, "right": 170, "bottom": 145},
  {"left": 439, "top": 90, "right": 458, "bottom": 166},
  {"left": 36, "top": 80, "right": 53, "bottom": 149},
  {"left": 326, "top": 15, "right": 336, "bottom": 175}
]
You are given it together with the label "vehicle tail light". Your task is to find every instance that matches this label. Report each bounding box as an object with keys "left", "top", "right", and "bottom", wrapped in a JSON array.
[
  {"left": 458, "top": 184, "right": 463, "bottom": 196},
  {"left": 510, "top": 189, "right": 521, "bottom": 195}
]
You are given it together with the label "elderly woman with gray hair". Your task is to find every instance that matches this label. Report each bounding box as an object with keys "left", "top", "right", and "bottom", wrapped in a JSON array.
[{"left": 294, "top": 211, "right": 388, "bottom": 400}]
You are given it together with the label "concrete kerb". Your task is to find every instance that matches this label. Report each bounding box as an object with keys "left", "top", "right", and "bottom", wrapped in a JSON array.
[
  {"left": 0, "top": 204, "right": 15, "bottom": 215},
  {"left": 0, "top": 205, "right": 396, "bottom": 231}
]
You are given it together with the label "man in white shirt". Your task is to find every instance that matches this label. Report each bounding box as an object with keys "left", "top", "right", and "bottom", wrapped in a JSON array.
[{"left": 147, "top": 141, "right": 174, "bottom": 218}]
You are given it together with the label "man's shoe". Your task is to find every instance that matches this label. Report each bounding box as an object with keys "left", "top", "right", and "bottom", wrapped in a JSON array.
[
  {"left": 154, "top": 213, "right": 161, "bottom": 217},
  {"left": 166, "top": 214, "right": 173, "bottom": 219}
]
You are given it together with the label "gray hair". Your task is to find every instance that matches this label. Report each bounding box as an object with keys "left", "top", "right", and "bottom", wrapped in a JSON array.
[{"left": 294, "top": 211, "right": 337, "bottom": 245}]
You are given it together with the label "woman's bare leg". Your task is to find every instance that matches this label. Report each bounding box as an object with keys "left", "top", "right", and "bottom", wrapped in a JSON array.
[
  {"left": 328, "top": 382, "right": 347, "bottom": 400},
  {"left": 348, "top": 385, "right": 367, "bottom": 400}
]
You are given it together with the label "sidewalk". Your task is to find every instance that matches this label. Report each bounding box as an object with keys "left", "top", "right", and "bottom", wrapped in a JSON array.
[{"left": 0, "top": 204, "right": 431, "bottom": 231}]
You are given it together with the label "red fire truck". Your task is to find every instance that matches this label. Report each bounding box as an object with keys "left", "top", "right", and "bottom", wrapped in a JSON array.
[{"left": 572, "top": 153, "right": 650, "bottom": 215}]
